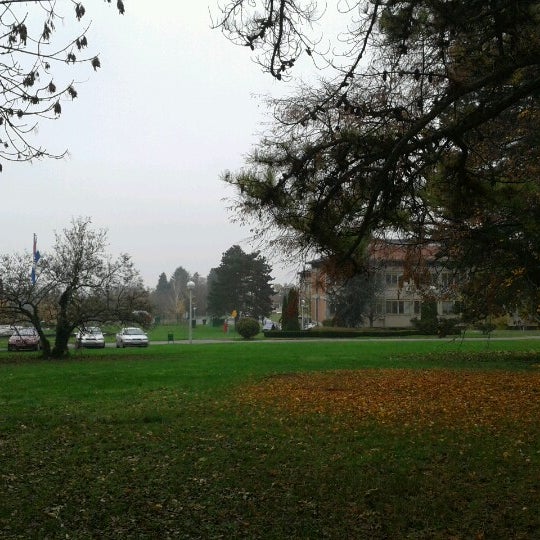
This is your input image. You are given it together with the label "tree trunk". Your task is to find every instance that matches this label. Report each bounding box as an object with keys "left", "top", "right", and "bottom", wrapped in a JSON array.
[
  {"left": 51, "top": 325, "right": 72, "bottom": 358},
  {"left": 27, "top": 311, "right": 51, "bottom": 358},
  {"left": 51, "top": 290, "right": 72, "bottom": 358}
]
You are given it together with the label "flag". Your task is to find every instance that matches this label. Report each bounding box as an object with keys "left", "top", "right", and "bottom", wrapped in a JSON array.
[{"left": 31, "top": 233, "right": 40, "bottom": 285}]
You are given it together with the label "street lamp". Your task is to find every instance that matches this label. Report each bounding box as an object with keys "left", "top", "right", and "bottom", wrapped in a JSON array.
[
  {"left": 187, "top": 280, "right": 195, "bottom": 344},
  {"left": 301, "top": 299, "right": 306, "bottom": 330}
]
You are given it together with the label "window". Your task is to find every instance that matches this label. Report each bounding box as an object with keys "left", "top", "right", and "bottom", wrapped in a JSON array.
[
  {"left": 440, "top": 272, "right": 456, "bottom": 288},
  {"left": 385, "top": 273, "right": 403, "bottom": 287},
  {"left": 386, "top": 300, "right": 419, "bottom": 315},
  {"left": 441, "top": 301, "right": 455, "bottom": 315},
  {"left": 386, "top": 300, "right": 404, "bottom": 314}
]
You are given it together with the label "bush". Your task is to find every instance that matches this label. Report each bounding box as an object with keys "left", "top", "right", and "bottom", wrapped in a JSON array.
[
  {"left": 236, "top": 318, "right": 260, "bottom": 339},
  {"left": 411, "top": 300, "right": 438, "bottom": 334}
]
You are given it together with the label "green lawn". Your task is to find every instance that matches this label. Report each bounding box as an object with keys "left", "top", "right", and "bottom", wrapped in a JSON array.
[{"left": 0, "top": 340, "right": 539, "bottom": 538}]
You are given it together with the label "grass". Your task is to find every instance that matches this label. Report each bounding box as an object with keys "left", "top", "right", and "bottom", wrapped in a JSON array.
[
  {"left": 145, "top": 322, "right": 240, "bottom": 341},
  {"left": 0, "top": 340, "right": 539, "bottom": 538}
]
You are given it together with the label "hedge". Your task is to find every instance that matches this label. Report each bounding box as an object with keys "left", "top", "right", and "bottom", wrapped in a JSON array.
[{"left": 264, "top": 329, "right": 421, "bottom": 339}]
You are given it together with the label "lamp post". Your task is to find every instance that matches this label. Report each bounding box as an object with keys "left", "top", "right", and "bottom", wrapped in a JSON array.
[
  {"left": 187, "top": 280, "right": 195, "bottom": 344},
  {"left": 301, "top": 299, "right": 306, "bottom": 330}
]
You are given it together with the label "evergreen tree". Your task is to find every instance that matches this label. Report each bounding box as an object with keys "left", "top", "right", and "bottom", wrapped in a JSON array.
[
  {"left": 217, "top": 1, "right": 540, "bottom": 298},
  {"left": 207, "top": 245, "right": 274, "bottom": 319},
  {"left": 151, "top": 272, "right": 171, "bottom": 320},
  {"left": 280, "top": 292, "right": 289, "bottom": 329},
  {"left": 283, "top": 288, "right": 300, "bottom": 331}
]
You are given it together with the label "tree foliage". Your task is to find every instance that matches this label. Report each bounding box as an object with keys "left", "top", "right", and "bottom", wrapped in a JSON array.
[
  {"left": 0, "top": 217, "right": 149, "bottom": 358},
  {"left": 281, "top": 287, "right": 300, "bottom": 330},
  {"left": 329, "top": 271, "right": 384, "bottom": 328},
  {"left": 0, "top": 0, "right": 125, "bottom": 170},
  {"left": 207, "top": 245, "right": 274, "bottom": 319},
  {"left": 151, "top": 272, "right": 171, "bottom": 319},
  {"left": 151, "top": 268, "right": 208, "bottom": 322},
  {"left": 216, "top": 1, "right": 540, "bottom": 315},
  {"left": 431, "top": 106, "right": 540, "bottom": 322}
]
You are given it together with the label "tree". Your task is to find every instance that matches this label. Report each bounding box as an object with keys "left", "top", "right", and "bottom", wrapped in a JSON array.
[
  {"left": 151, "top": 272, "right": 171, "bottom": 321},
  {"left": 207, "top": 245, "right": 274, "bottom": 320},
  {"left": 216, "top": 1, "right": 540, "bottom": 285},
  {"left": 191, "top": 272, "right": 209, "bottom": 318},
  {"left": 280, "top": 292, "right": 288, "bottom": 328},
  {"left": 329, "top": 272, "right": 384, "bottom": 328},
  {"left": 282, "top": 287, "right": 300, "bottom": 331},
  {"left": 169, "top": 266, "right": 190, "bottom": 322},
  {"left": 151, "top": 268, "right": 208, "bottom": 323},
  {"left": 430, "top": 105, "right": 540, "bottom": 323},
  {"left": 0, "top": 0, "right": 125, "bottom": 170},
  {"left": 0, "top": 217, "right": 149, "bottom": 358}
]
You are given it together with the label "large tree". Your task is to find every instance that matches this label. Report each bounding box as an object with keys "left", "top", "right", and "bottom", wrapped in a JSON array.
[
  {"left": 151, "top": 272, "right": 172, "bottom": 320},
  {"left": 0, "top": 0, "right": 125, "bottom": 170},
  {"left": 0, "top": 217, "right": 149, "bottom": 358},
  {"left": 207, "top": 245, "right": 274, "bottom": 320},
  {"left": 430, "top": 104, "right": 540, "bottom": 323},
  {"left": 216, "top": 2, "right": 540, "bottom": 289}
]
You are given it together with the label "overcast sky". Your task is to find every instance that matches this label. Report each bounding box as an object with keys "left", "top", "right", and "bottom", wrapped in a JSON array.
[{"left": 1, "top": 2, "right": 301, "bottom": 288}]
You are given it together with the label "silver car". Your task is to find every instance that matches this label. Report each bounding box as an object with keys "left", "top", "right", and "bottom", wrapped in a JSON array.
[
  {"left": 115, "top": 327, "right": 149, "bottom": 348},
  {"left": 75, "top": 326, "right": 106, "bottom": 349}
]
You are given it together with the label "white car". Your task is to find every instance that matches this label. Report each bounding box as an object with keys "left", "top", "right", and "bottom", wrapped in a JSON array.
[
  {"left": 304, "top": 322, "right": 319, "bottom": 330},
  {"left": 115, "top": 327, "right": 149, "bottom": 348},
  {"left": 0, "top": 325, "right": 14, "bottom": 337},
  {"left": 75, "top": 326, "right": 105, "bottom": 349}
]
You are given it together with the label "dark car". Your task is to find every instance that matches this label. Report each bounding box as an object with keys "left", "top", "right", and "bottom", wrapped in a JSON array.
[{"left": 8, "top": 327, "right": 40, "bottom": 351}]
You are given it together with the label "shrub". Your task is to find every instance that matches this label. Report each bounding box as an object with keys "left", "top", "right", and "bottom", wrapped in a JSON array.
[
  {"left": 411, "top": 300, "right": 438, "bottom": 334},
  {"left": 236, "top": 318, "right": 260, "bottom": 339}
]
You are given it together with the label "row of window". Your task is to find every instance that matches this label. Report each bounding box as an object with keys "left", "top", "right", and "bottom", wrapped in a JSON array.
[
  {"left": 379, "top": 300, "right": 456, "bottom": 316},
  {"left": 384, "top": 272, "right": 457, "bottom": 288}
]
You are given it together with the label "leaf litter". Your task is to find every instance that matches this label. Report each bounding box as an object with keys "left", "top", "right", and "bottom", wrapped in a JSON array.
[{"left": 237, "top": 369, "right": 540, "bottom": 430}]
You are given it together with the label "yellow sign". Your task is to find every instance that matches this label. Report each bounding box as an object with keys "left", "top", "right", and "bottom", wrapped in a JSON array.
[{"left": 231, "top": 310, "right": 237, "bottom": 318}]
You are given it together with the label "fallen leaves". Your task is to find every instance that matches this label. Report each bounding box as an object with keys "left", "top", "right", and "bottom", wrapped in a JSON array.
[{"left": 237, "top": 369, "right": 540, "bottom": 430}]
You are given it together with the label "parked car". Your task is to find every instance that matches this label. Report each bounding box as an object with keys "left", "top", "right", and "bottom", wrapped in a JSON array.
[
  {"left": 115, "top": 327, "right": 149, "bottom": 348},
  {"left": 304, "top": 322, "right": 319, "bottom": 330},
  {"left": 8, "top": 327, "right": 40, "bottom": 351},
  {"left": 75, "top": 326, "right": 105, "bottom": 349},
  {"left": 262, "top": 319, "right": 276, "bottom": 331},
  {"left": 0, "top": 325, "right": 14, "bottom": 337}
]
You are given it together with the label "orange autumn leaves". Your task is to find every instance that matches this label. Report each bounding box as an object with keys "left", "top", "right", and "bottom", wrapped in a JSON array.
[{"left": 238, "top": 369, "right": 540, "bottom": 430}]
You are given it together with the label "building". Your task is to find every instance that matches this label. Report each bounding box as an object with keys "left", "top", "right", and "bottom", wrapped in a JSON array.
[{"left": 298, "top": 240, "right": 459, "bottom": 328}]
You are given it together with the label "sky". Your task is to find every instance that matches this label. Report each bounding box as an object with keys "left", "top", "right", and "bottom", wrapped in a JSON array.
[{"left": 1, "top": 2, "right": 301, "bottom": 288}]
